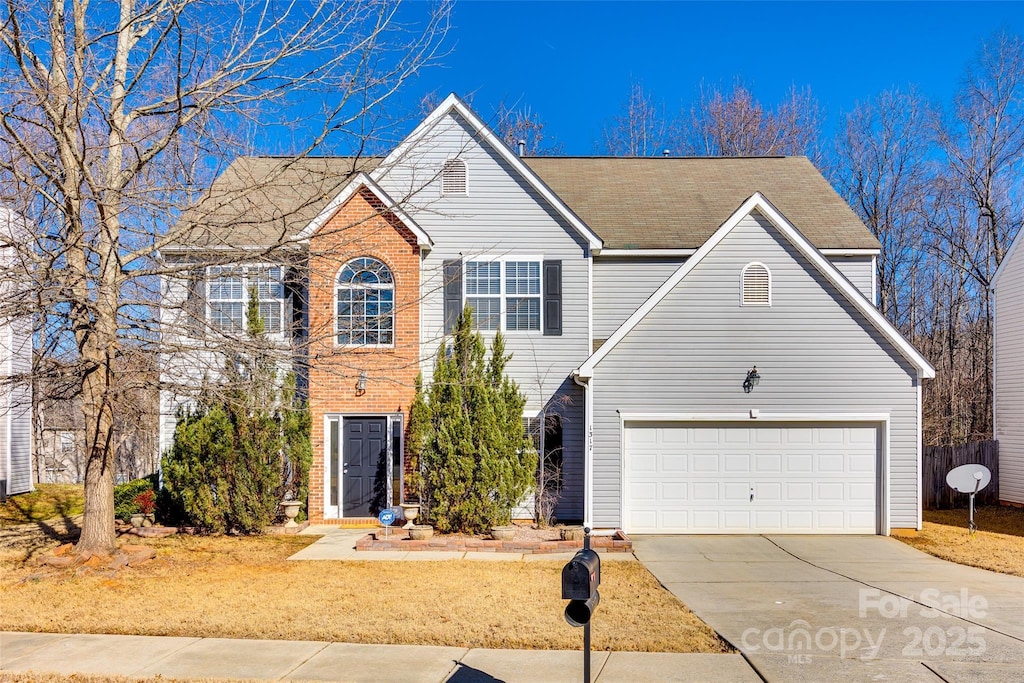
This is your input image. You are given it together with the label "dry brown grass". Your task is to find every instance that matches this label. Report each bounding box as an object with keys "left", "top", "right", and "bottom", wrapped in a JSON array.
[
  {"left": 897, "top": 506, "right": 1024, "bottom": 577},
  {"left": 0, "top": 533, "right": 727, "bottom": 653}
]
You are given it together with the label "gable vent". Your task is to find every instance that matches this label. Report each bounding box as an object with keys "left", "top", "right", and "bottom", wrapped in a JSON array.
[
  {"left": 442, "top": 158, "right": 467, "bottom": 195},
  {"left": 741, "top": 262, "right": 771, "bottom": 306}
]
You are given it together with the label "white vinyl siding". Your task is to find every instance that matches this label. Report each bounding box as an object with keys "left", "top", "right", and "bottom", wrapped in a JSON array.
[
  {"left": 829, "top": 255, "right": 875, "bottom": 302},
  {"left": 994, "top": 235, "right": 1024, "bottom": 504},
  {"left": 377, "top": 110, "right": 590, "bottom": 520},
  {"left": 592, "top": 257, "right": 684, "bottom": 339},
  {"left": 590, "top": 211, "right": 920, "bottom": 531}
]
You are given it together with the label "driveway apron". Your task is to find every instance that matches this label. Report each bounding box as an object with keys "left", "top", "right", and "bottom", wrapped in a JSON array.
[{"left": 633, "top": 535, "right": 1024, "bottom": 683}]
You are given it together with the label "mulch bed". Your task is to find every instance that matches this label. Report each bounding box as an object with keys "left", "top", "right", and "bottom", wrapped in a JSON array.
[{"left": 356, "top": 527, "right": 632, "bottom": 553}]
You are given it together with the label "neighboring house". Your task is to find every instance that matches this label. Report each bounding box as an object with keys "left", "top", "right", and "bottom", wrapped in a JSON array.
[
  {"left": 160, "top": 94, "right": 935, "bottom": 534},
  {"left": 0, "top": 206, "right": 33, "bottom": 500},
  {"left": 993, "top": 228, "right": 1024, "bottom": 506}
]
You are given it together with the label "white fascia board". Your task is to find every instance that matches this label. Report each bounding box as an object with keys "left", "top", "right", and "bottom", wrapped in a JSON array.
[
  {"left": 598, "top": 249, "right": 696, "bottom": 257},
  {"left": 618, "top": 412, "right": 891, "bottom": 423},
  {"left": 820, "top": 248, "right": 881, "bottom": 256},
  {"left": 575, "top": 192, "right": 936, "bottom": 380},
  {"left": 293, "top": 172, "right": 432, "bottom": 250},
  {"left": 992, "top": 225, "right": 1023, "bottom": 287},
  {"left": 370, "top": 93, "right": 603, "bottom": 253}
]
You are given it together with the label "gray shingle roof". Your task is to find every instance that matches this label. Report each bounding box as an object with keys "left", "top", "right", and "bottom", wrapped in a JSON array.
[
  {"left": 174, "top": 156, "right": 379, "bottom": 248},
  {"left": 524, "top": 156, "right": 879, "bottom": 250},
  {"left": 172, "top": 155, "right": 878, "bottom": 251}
]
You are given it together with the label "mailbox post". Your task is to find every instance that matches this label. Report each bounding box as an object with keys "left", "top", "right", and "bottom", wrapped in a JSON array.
[{"left": 562, "top": 527, "right": 600, "bottom": 683}]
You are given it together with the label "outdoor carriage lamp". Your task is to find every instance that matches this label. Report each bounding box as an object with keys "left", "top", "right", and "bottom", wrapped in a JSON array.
[
  {"left": 743, "top": 366, "right": 761, "bottom": 393},
  {"left": 356, "top": 370, "right": 368, "bottom": 392}
]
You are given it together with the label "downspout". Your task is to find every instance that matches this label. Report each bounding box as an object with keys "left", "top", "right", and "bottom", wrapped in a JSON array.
[{"left": 571, "top": 370, "right": 593, "bottom": 528}]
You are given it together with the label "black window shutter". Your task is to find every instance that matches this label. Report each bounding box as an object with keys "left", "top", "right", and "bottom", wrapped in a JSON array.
[
  {"left": 543, "top": 260, "right": 562, "bottom": 336},
  {"left": 443, "top": 259, "right": 463, "bottom": 334},
  {"left": 185, "top": 268, "right": 206, "bottom": 329}
]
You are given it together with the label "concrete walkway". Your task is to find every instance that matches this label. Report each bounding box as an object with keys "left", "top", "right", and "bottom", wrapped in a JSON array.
[
  {"left": 288, "top": 527, "right": 638, "bottom": 562},
  {"left": 633, "top": 535, "right": 1024, "bottom": 683},
  {"left": 0, "top": 632, "right": 760, "bottom": 682}
]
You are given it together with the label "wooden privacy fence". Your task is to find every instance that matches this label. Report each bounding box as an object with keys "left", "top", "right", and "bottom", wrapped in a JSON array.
[{"left": 922, "top": 440, "right": 999, "bottom": 509}]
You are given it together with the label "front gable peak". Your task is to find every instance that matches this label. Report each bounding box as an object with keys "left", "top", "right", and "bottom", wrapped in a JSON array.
[
  {"left": 295, "top": 172, "right": 431, "bottom": 251},
  {"left": 575, "top": 192, "right": 935, "bottom": 380},
  {"left": 372, "top": 93, "right": 603, "bottom": 253}
]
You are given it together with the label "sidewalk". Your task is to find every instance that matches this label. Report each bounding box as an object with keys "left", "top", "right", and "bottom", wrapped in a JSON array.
[{"left": 0, "top": 632, "right": 760, "bottom": 682}]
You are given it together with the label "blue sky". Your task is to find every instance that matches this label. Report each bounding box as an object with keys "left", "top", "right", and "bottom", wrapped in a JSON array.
[{"left": 391, "top": 1, "right": 1024, "bottom": 154}]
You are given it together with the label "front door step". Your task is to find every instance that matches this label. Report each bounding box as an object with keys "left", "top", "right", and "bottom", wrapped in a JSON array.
[{"left": 321, "top": 517, "right": 379, "bottom": 527}]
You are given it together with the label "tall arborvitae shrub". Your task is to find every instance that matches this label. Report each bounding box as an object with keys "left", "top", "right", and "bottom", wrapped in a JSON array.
[
  {"left": 408, "top": 307, "right": 536, "bottom": 533},
  {"left": 163, "top": 286, "right": 311, "bottom": 532}
]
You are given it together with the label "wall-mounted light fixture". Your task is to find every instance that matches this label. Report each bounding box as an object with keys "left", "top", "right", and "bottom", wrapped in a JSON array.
[
  {"left": 356, "top": 370, "right": 368, "bottom": 393},
  {"left": 743, "top": 366, "right": 761, "bottom": 393}
]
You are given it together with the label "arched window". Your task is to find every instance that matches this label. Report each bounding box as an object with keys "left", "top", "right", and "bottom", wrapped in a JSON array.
[
  {"left": 441, "top": 158, "right": 467, "bottom": 195},
  {"left": 336, "top": 257, "right": 394, "bottom": 346},
  {"left": 741, "top": 262, "right": 771, "bottom": 306}
]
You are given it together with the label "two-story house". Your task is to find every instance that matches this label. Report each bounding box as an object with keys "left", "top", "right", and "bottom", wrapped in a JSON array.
[{"left": 160, "top": 94, "right": 935, "bottom": 535}]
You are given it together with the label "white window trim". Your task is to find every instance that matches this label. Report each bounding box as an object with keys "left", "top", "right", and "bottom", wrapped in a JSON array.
[
  {"left": 740, "top": 261, "right": 772, "bottom": 307},
  {"left": 334, "top": 257, "right": 396, "bottom": 349},
  {"left": 464, "top": 254, "right": 544, "bottom": 334},
  {"left": 206, "top": 263, "right": 286, "bottom": 336},
  {"left": 440, "top": 157, "right": 469, "bottom": 197}
]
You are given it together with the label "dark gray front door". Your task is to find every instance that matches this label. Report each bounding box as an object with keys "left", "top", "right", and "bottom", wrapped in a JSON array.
[{"left": 343, "top": 417, "right": 387, "bottom": 517}]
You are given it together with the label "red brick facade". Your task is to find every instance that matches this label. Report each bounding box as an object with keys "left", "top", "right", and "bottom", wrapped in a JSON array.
[{"left": 306, "top": 188, "right": 420, "bottom": 522}]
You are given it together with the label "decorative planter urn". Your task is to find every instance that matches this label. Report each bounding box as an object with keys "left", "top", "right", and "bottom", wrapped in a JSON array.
[
  {"left": 280, "top": 500, "right": 302, "bottom": 528},
  {"left": 408, "top": 524, "right": 433, "bottom": 541},
  {"left": 399, "top": 503, "right": 420, "bottom": 530},
  {"left": 490, "top": 525, "right": 516, "bottom": 541},
  {"left": 130, "top": 513, "right": 145, "bottom": 528}
]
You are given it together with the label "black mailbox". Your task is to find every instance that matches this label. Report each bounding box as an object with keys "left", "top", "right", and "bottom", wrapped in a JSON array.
[
  {"left": 561, "top": 548, "right": 600, "bottom": 599},
  {"left": 562, "top": 548, "right": 601, "bottom": 627}
]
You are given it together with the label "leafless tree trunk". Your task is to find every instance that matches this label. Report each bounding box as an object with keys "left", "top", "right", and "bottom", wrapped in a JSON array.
[{"left": 0, "top": 0, "right": 449, "bottom": 554}]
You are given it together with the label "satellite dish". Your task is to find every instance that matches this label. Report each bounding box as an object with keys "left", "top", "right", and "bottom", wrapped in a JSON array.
[
  {"left": 946, "top": 464, "right": 992, "bottom": 494},
  {"left": 946, "top": 464, "right": 991, "bottom": 533}
]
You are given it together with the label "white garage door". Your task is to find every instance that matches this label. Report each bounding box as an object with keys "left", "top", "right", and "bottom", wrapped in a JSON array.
[{"left": 624, "top": 422, "right": 880, "bottom": 534}]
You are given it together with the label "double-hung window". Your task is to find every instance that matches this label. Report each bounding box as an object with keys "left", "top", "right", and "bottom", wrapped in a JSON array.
[
  {"left": 207, "top": 265, "right": 285, "bottom": 334},
  {"left": 465, "top": 258, "right": 541, "bottom": 332}
]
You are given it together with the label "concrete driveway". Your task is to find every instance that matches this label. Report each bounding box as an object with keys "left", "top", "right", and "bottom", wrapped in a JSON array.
[{"left": 633, "top": 535, "right": 1024, "bottom": 683}]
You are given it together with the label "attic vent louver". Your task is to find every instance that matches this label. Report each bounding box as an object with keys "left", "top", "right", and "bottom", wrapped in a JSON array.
[
  {"left": 741, "top": 262, "right": 771, "bottom": 306},
  {"left": 442, "top": 158, "right": 467, "bottom": 195}
]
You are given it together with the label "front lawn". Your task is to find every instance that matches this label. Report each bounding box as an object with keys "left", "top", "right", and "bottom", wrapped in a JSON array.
[
  {"left": 0, "top": 532, "right": 728, "bottom": 653},
  {"left": 0, "top": 485, "right": 84, "bottom": 526},
  {"left": 897, "top": 506, "right": 1024, "bottom": 577}
]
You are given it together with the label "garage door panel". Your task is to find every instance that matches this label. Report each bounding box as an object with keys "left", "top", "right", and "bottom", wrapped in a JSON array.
[{"left": 625, "top": 422, "right": 879, "bottom": 534}]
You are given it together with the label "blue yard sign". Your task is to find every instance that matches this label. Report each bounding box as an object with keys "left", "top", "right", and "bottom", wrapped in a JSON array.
[{"left": 378, "top": 509, "right": 396, "bottom": 526}]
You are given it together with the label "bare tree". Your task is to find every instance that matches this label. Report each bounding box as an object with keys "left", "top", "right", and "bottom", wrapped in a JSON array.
[
  {"left": 678, "top": 82, "right": 822, "bottom": 161},
  {"left": 0, "top": 0, "right": 449, "bottom": 554},
  {"left": 925, "top": 31, "right": 1024, "bottom": 442},
  {"left": 599, "top": 81, "right": 669, "bottom": 156},
  {"left": 832, "top": 88, "right": 934, "bottom": 328},
  {"left": 494, "top": 102, "right": 563, "bottom": 156}
]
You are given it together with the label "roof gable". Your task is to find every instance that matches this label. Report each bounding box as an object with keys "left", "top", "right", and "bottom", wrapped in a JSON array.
[
  {"left": 371, "top": 93, "right": 603, "bottom": 253},
  {"left": 294, "top": 172, "right": 431, "bottom": 250},
  {"left": 575, "top": 192, "right": 934, "bottom": 379}
]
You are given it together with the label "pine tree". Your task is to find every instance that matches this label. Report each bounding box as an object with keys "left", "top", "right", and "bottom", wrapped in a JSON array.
[{"left": 409, "top": 307, "right": 536, "bottom": 533}]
